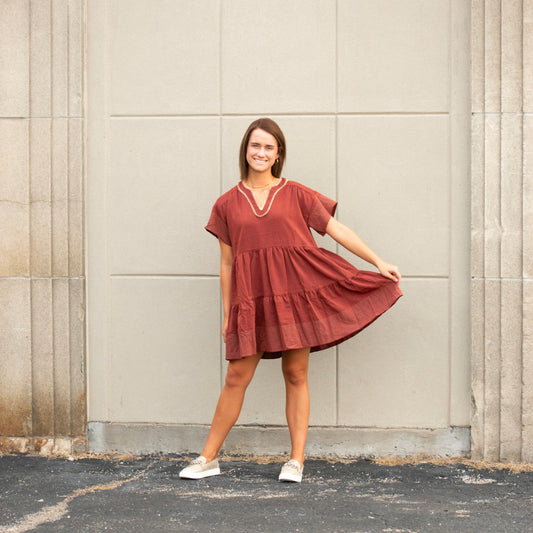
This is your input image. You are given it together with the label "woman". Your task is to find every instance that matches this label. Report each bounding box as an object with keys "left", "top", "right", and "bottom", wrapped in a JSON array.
[{"left": 180, "top": 118, "right": 402, "bottom": 482}]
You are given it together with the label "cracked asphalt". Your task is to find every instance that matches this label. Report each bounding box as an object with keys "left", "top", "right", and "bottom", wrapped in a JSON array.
[{"left": 0, "top": 455, "right": 532, "bottom": 533}]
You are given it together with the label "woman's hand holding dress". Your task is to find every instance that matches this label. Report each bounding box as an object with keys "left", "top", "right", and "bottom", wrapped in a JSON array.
[{"left": 375, "top": 259, "right": 401, "bottom": 283}]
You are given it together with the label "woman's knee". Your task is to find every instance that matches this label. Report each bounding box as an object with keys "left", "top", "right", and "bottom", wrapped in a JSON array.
[
  {"left": 282, "top": 364, "right": 309, "bottom": 387},
  {"left": 224, "top": 356, "right": 258, "bottom": 389}
]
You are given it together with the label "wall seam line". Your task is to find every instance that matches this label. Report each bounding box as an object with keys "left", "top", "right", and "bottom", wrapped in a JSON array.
[
  {"left": 28, "top": 0, "right": 35, "bottom": 436},
  {"left": 520, "top": 0, "right": 525, "bottom": 461},
  {"left": 50, "top": 0, "right": 56, "bottom": 436},
  {"left": 498, "top": 0, "right": 503, "bottom": 461},
  {"left": 447, "top": 0, "right": 453, "bottom": 429}
]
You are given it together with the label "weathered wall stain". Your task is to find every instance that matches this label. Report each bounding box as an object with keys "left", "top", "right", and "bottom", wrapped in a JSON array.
[{"left": 0, "top": 1, "right": 87, "bottom": 443}]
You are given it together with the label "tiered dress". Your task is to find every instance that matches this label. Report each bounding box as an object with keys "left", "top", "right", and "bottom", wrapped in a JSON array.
[{"left": 206, "top": 178, "right": 402, "bottom": 360}]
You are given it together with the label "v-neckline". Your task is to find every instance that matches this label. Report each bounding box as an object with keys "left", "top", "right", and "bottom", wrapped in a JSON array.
[{"left": 238, "top": 178, "right": 287, "bottom": 218}]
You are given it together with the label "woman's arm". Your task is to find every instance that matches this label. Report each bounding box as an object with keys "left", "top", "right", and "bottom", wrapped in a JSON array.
[
  {"left": 325, "top": 217, "right": 401, "bottom": 283},
  {"left": 219, "top": 239, "right": 234, "bottom": 342}
]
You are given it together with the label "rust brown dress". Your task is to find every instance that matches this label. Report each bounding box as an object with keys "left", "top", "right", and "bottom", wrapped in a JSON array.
[{"left": 206, "top": 178, "right": 402, "bottom": 360}]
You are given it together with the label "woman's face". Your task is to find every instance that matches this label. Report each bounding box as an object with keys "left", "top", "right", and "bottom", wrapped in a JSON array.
[{"left": 246, "top": 128, "right": 279, "bottom": 175}]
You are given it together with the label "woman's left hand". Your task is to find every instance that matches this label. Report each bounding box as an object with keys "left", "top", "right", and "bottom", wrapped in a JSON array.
[{"left": 376, "top": 260, "right": 401, "bottom": 283}]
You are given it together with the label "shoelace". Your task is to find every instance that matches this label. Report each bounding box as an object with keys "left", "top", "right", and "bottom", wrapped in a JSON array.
[
  {"left": 191, "top": 457, "right": 206, "bottom": 465},
  {"left": 283, "top": 460, "right": 301, "bottom": 472}
]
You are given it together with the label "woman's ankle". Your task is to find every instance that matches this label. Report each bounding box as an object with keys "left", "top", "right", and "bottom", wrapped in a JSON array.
[
  {"left": 200, "top": 451, "right": 218, "bottom": 463},
  {"left": 289, "top": 455, "right": 305, "bottom": 466}
]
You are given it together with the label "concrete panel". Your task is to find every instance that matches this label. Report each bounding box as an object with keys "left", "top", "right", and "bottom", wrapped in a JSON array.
[
  {"left": 0, "top": 0, "right": 29, "bottom": 117},
  {"left": 226, "top": 426, "right": 470, "bottom": 459},
  {"left": 30, "top": 119, "right": 52, "bottom": 277},
  {"left": 108, "top": 118, "right": 220, "bottom": 275},
  {"left": 501, "top": 114, "right": 523, "bottom": 278},
  {"left": 338, "top": 0, "right": 449, "bottom": 112},
  {"left": 221, "top": 0, "right": 335, "bottom": 113},
  {"left": 470, "top": 278, "right": 485, "bottom": 460},
  {"left": 0, "top": 119, "right": 29, "bottom": 204},
  {"left": 31, "top": 279, "right": 54, "bottom": 436},
  {"left": 0, "top": 119, "right": 29, "bottom": 277},
  {"left": 68, "top": 0, "right": 83, "bottom": 117},
  {"left": 449, "top": 0, "right": 471, "bottom": 427},
  {"left": 499, "top": 280, "right": 523, "bottom": 461},
  {"left": 86, "top": 0, "right": 108, "bottom": 424},
  {"left": 68, "top": 119, "right": 84, "bottom": 277},
  {"left": 235, "top": 348, "right": 337, "bottom": 426},
  {"left": 109, "top": 0, "right": 219, "bottom": 115},
  {"left": 338, "top": 279, "right": 449, "bottom": 428},
  {"left": 0, "top": 196, "right": 30, "bottom": 277},
  {"left": 108, "top": 278, "right": 221, "bottom": 424},
  {"left": 471, "top": 114, "right": 485, "bottom": 278},
  {"left": 0, "top": 280, "right": 32, "bottom": 436},
  {"left": 221, "top": 116, "right": 337, "bottom": 251},
  {"left": 501, "top": 0, "right": 523, "bottom": 113},
  {"left": 88, "top": 421, "right": 470, "bottom": 457},
  {"left": 483, "top": 115, "right": 502, "bottom": 279},
  {"left": 483, "top": 279, "right": 501, "bottom": 461},
  {"left": 523, "top": 280, "right": 533, "bottom": 462},
  {"left": 51, "top": 119, "right": 69, "bottom": 277},
  {"left": 471, "top": 0, "right": 485, "bottom": 114},
  {"left": 524, "top": 116, "right": 533, "bottom": 278},
  {"left": 337, "top": 115, "right": 449, "bottom": 277},
  {"left": 484, "top": 0, "right": 501, "bottom": 113},
  {"left": 51, "top": 0, "right": 68, "bottom": 117},
  {"left": 53, "top": 279, "right": 71, "bottom": 435},
  {"left": 525, "top": 1, "right": 533, "bottom": 113},
  {"left": 29, "top": 0, "right": 52, "bottom": 117},
  {"left": 69, "top": 278, "right": 86, "bottom": 436}
]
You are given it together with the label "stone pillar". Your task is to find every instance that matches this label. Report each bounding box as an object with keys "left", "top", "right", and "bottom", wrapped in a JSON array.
[
  {"left": 471, "top": 0, "right": 533, "bottom": 462},
  {"left": 0, "top": 0, "right": 86, "bottom": 454}
]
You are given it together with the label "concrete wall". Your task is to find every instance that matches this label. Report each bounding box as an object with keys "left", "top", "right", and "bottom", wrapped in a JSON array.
[
  {"left": 3, "top": 1, "right": 531, "bottom": 463},
  {"left": 471, "top": 0, "right": 533, "bottom": 463},
  {"left": 0, "top": 0, "right": 85, "bottom": 454},
  {"left": 86, "top": 0, "right": 472, "bottom": 457}
]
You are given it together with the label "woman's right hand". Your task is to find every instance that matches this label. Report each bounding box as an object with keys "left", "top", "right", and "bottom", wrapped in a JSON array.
[{"left": 222, "top": 317, "right": 229, "bottom": 343}]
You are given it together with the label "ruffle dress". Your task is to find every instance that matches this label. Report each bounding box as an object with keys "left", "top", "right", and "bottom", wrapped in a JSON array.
[{"left": 206, "top": 178, "right": 402, "bottom": 360}]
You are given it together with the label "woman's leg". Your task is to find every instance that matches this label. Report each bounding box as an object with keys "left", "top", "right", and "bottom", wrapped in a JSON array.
[
  {"left": 282, "top": 347, "right": 311, "bottom": 465},
  {"left": 200, "top": 352, "right": 262, "bottom": 462}
]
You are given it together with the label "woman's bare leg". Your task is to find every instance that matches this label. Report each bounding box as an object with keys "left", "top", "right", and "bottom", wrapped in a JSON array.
[
  {"left": 200, "top": 352, "right": 262, "bottom": 462},
  {"left": 282, "top": 347, "right": 311, "bottom": 465}
]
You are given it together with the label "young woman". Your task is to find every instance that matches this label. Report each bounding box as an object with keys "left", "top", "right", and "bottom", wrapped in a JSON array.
[{"left": 179, "top": 118, "right": 402, "bottom": 482}]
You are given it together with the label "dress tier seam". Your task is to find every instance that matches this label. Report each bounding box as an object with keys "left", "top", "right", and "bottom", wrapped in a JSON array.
[
  {"left": 234, "top": 244, "right": 318, "bottom": 256},
  {"left": 231, "top": 271, "right": 368, "bottom": 304}
]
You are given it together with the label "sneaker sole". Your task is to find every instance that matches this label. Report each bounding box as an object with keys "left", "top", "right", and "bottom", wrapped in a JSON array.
[
  {"left": 278, "top": 473, "right": 302, "bottom": 483},
  {"left": 179, "top": 467, "right": 221, "bottom": 480}
]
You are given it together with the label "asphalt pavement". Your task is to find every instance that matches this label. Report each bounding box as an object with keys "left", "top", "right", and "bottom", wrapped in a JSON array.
[{"left": 1, "top": 454, "right": 532, "bottom": 532}]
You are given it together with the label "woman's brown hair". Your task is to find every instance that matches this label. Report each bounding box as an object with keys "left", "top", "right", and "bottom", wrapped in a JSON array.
[{"left": 238, "top": 118, "right": 286, "bottom": 181}]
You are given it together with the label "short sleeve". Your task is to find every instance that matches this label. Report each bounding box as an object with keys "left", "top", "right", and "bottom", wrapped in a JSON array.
[
  {"left": 205, "top": 199, "right": 231, "bottom": 246},
  {"left": 297, "top": 184, "right": 337, "bottom": 236}
]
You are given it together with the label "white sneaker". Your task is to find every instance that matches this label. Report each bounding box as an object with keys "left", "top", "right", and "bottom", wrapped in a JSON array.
[
  {"left": 179, "top": 456, "right": 220, "bottom": 479},
  {"left": 278, "top": 459, "right": 303, "bottom": 483}
]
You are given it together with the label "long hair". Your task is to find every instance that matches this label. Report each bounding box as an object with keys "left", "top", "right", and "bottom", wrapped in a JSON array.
[{"left": 238, "top": 118, "right": 286, "bottom": 181}]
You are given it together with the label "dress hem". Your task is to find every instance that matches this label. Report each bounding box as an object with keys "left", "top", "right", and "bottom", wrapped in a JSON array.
[{"left": 224, "top": 280, "right": 403, "bottom": 361}]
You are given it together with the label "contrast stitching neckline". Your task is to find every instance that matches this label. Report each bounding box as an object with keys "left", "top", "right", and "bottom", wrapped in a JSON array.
[{"left": 238, "top": 178, "right": 288, "bottom": 218}]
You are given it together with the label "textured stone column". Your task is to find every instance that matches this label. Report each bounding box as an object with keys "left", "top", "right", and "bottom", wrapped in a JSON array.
[
  {"left": 471, "top": 0, "right": 533, "bottom": 462},
  {"left": 0, "top": 0, "right": 86, "bottom": 454}
]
